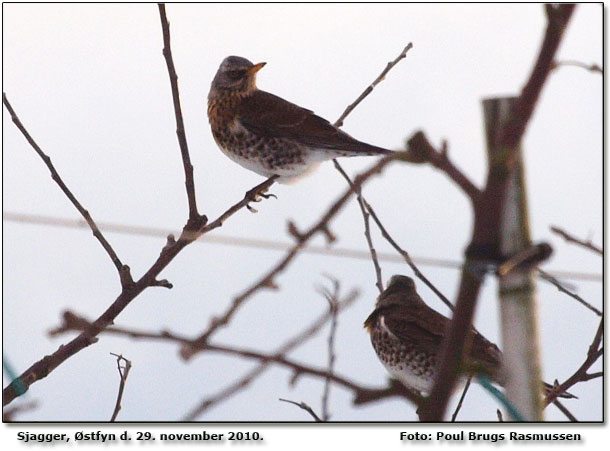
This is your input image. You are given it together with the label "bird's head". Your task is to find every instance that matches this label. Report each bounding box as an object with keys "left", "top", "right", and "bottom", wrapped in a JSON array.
[
  {"left": 386, "top": 275, "right": 416, "bottom": 293},
  {"left": 374, "top": 275, "right": 420, "bottom": 308},
  {"left": 210, "top": 56, "right": 266, "bottom": 96},
  {"left": 364, "top": 275, "right": 419, "bottom": 332}
]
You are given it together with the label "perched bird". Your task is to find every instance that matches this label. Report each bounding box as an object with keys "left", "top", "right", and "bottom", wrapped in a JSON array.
[
  {"left": 208, "top": 56, "right": 393, "bottom": 183},
  {"left": 364, "top": 275, "right": 575, "bottom": 398}
]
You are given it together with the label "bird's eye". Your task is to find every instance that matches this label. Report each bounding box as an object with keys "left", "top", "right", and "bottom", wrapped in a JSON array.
[{"left": 226, "top": 70, "right": 244, "bottom": 80}]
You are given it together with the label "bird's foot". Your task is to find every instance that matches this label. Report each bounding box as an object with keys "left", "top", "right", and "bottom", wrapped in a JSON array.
[{"left": 244, "top": 176, "right": 279, "bottom": 213}]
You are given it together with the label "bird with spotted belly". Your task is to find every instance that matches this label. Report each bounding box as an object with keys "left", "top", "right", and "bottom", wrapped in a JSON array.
[{"left": 208, "top": 56, "right": 393, "bottom": 183}]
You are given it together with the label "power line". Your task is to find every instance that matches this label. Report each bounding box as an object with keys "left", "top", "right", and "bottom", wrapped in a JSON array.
[{"left": 3, "top": 211, "right": 602, "bottom": 282}]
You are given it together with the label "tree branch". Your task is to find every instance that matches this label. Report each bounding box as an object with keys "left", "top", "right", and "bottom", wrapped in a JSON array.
[
  {"left": 109, "top": 353, "right": 132, "bottom": 422},
  {"left": 538, "top": 269, "right": 601, "bottom": 316},
  {"left": 550, "top": 226, "right": 603, "bottom": 256},
  {"left": 406, "top": 132, "right": 481, "bottom": 203},
  {"left": 180, "top": 152, "right": 406, "bottom": 358},
  {"left": 419, "top": 5, "right": 576, "bottom": 421},
  {"left": 334, "top": 43, "right": 413, "bottom": 128},
  {"left": 2, "top": 93, "right": 131, "bottom": 289},
  {"left": 544, "top": 317, "right": 603, "bottom": 406},
  {"left": 158, "top": 4, "right": 201, "bottom": 222}
]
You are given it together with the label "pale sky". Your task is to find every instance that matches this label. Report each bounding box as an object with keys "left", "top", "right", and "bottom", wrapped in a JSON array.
[{"left": 2, "top": 3, "right": 602, "bottom": 424}]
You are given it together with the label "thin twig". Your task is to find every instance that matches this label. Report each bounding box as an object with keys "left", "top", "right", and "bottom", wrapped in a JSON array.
[
  {"left": 279, "top": 399, "right": 322, "bottom": 422},
  {"left": 450, "top": 376, "right": 472, "bottom": 422},
  {"left": 331, "top": 44, "right": 413, "bottom": 291},
  {"left": 544, "top": 318, "right": 603, "bottom": 406},
  {"left": 364, "top": 198, "right": 454, "bottom": 311},
  {"left": 552, "top": 60, "right": 603, "bottom": 74},
  {"left": 334, "top": 43, "right": 413, "bottom": 128},
  {"left": 2, "top": 93, "right": 130, "bottom": 288},
  {"left": 538, "top": 269, "right": 601, "bottom": 316},
  {"left": 318, "top": 278, "right": 340, "bottom": 421},
  {"left": 333, "top": 163, "right": 384, "bottom": 293},
  {"left": 109, "top": 353, "right": 132, "bottom": 422},
  {"left": 182, "top": 288, "right": 360, "bottom": 420},
  {"left": 158, "top": 4, "right": 200, "bottom": 222},
  {"left": 550, "top": 226, "right": 603, "bottom": 256},
  {"left": 552, "top": 399, "right": 578, "bottom": 422}
]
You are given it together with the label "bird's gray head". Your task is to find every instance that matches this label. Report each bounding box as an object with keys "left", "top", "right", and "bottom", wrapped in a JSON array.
[{"left": 210, "top": 56, "right": 266, "bottom": 95}]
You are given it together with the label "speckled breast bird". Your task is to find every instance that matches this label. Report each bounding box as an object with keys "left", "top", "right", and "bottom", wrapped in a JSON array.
[
  {"left": 207, "top": 56, "right": 393, "bottom": 183},
  {"left": 364, "top": 275, "right": 575, "bottom": 398}
]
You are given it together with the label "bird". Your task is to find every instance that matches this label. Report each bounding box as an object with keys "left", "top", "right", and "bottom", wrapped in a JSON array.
[
  {"left": 364, "top": 275, "right": 575, "bottom": 399},
  {"left": 207, "top": 56, "right": 393, "bottom": 183}
]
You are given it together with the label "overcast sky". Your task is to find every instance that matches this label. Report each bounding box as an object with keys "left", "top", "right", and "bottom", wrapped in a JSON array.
[{"left": 2, "top": 3, "right": 602, "bottom": 425}]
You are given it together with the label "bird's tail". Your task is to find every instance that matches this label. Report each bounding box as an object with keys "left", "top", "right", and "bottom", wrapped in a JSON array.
[{"left": 331, "top": 143, "right": 393, "bottom": 157}]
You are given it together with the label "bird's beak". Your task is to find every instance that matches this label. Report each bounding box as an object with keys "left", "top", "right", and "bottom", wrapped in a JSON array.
[{"left": 247, "top": 62, "right": 266, "bottom": 76}]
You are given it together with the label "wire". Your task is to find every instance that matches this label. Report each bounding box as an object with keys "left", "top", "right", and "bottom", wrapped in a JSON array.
[{"left": 3, "top": 211, "right": 602, "bottom": 282}]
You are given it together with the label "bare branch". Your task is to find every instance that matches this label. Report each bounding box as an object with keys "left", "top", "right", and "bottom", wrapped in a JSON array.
[
  {"left": 279, "top": 399, "right": 322, "bottom": 422},
  {"left": 420, "top": 5, "right": 576, "bottom": 421},
  {"left": 158, "top": 4, "right": 201, "bottom": 222},
  {"left": 544, "top": 318, "right": 603, "bottom": 406},
  {"left": 334, "top": 43, "right": 413, "bottom": 128},
  {"left": 333, "top": 163, "right": 384, "bottom": 293},
  {"left": 2, "top": 400, "right": 39, "bottom": 422},
  {"left": 318, "top": 278, "right": 340, "bottom": 421},
  {"left": 406, "top": 132, "right": 481, "bottom": 203},
  {"left": 552, "top": 60, "right": 603, "bottom": 74},
  {"left": 500, "top": 4, "right": 576, "bottom": 149},
  {"left": 364, "top": 198, "right": 455, "bottom": 312},
  {"left": 196, "top": 176, "right": 278, "bottom": 235},
  {"left": 2, "top": 10, "right": 280, "bottom": 406},
  {"left": 109, "top": 353, "right": 132, "bottom": 422},
  {"left": 2, "top": 93, "right": 130, "bottom": 289},
  {"left": 181, "top": 152, "right": 406, "bottom": 357},
  {"left": 550, "top": 226, "right": 603, "bottom": 256},
  {"left": 538, "top": 269, "right": 601, "bottom": 316},
  {"left": 451, "top": 376, "right": 472, "bottom": 422},
  {"left": 552, "top": 399, "right": 578, "bottom": 422}
]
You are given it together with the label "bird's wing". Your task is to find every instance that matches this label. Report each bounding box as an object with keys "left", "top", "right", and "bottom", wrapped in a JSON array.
[
  {"left": 382, "top": 303, "right": 447, "bottom": 353},
  {"left": 238, "top": 90, "right": 389, "bottom": 154}
]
